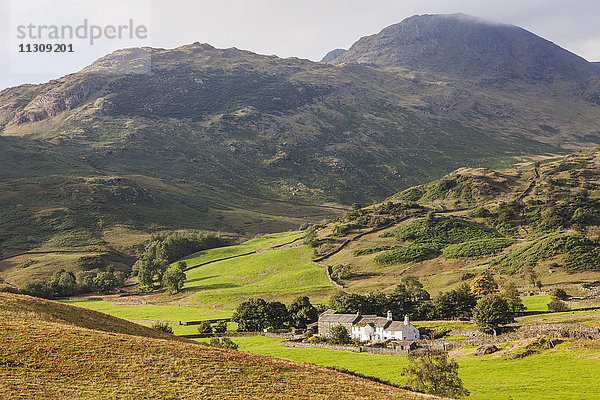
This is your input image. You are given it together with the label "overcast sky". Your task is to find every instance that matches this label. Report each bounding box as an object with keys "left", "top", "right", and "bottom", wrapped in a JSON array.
[{"left": 1, "top": 0, "right": 599, "bottom": 90}]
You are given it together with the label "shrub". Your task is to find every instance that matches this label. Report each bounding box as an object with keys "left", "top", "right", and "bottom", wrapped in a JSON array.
[
  {"left": 213, "top": 320, "right": 228, "bottom": 333},
  {"left": 197, "top": 321, "right": 213, "bottom": 335},
  {"left": 152, "top": 323, "right": 173, "bottom": 334},
  {"left": 77, "top": 255, "right": 105, "bottom": 270},
  {"left": 209, "top": 337, "right": 238, "bottom": 350},
  {"left": 549, "top": 288, "right": 569, "bottom": 300},
  {"left": 548, "top": 298, "right": 569, "bottom": 312},
  {"left": 330, "top": 264, "right": 352, "bottom": 281},
  {"left": 442, "top": 238, "right": 514, "bottom": 259},
  {"left": 329, "top": 325, "right": 350, "bottom": 345}
]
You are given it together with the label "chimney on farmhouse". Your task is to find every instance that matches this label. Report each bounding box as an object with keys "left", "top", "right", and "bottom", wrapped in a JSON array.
[
  {"left": 404, "top": 315, "right": 410, "bottom": 325},
  {"left": 387, "top": 310, "right": 393, "bottom": 321}
]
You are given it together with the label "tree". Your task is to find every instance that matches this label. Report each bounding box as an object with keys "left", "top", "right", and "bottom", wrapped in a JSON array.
[
  {"left": 93, "top": 271, "right": 118, "bottom": 293},
  {"left": 472, "top": 294, "right": 513, "bottom": 335},
  {"left": 134, "top": 240, "right": 169, "bottom": 289},
  {"left": 152, "top": 322, "right": 173, "bottom": 334},
  {"left": 266, "top": 301, "right": 290, "bottom": 329},
  {"left": 471, "top": 271, "right": 498, "bottom": 297},
  {"left": 503, "top": 282, "right": 526, "bottom": 314},
  {"left": 548, "top": 298, "right": 569, "bottom": 312},
  {"left": 214, "top": 320, "right": 228, "bottom": 333},
  {"left": 197, "top": 321, "right": 213, "bottom": 335},
  {"left": 50, "top": 269, "right": 78, "bottom": 297},
  {"left": 402, "top": 349, "right": 469, "bottom": 398},
  {"left": 162, "top": 264, "right": 187, "bottom": 294},
  {"left": 434, "top": 283, "right": 476, "bottom": 319},
  {"left": 288, "top": 296, "right": 318, "bottom": 329},
  {"left": 303, "top": 226, "right": 321, "bottom": 247},
  {"left": 329, "top": 292, "right": 363, "bottom": 314},
  {"left": 233, "top": 298, "right": 269, "bottom": 331},
  {"left": 549, "top": 288, "right": 569, "bottom": 300},
  {"left": 329, "top": 324, "right": 350, "bottom": 344},
  {"left": 330, "top": 264, "right": 352, "bottom": 281},
  {"left": 523, "top": 266, "right": 542, "bottom": 292}
]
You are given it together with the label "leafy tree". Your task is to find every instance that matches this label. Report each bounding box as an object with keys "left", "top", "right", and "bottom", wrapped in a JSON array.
[
  {"left": 503, "top": 282, "right": 526, "bottom": 314},
  {"left": 232, "top": 298, "right": 289, "bottom": 331},
  {"left": 402, "top": 349, "right": 469, "bottom": 398},
  {"left": 134, "top": 240, "right": 169, "bottom": 289},
  {"left": 21, "top": 280, "right": 52, "bottom": 299},
  {"left": 523, "top": 266, "right": 542, "bottom": 292},
  {"left": 93, "top": 270, "right": 118, "bottom": 293},
  {"left": 548, "top": 298, "right": 569, "bottom": 312},
  {"left": 162, "top": 264, "right": 187, "bottom": 294},
  {"left": 213, "top": 320, "right": 228, "bottom": 333},
  {"left": 329, "top": 292, "right": 363, "bottom": 314},
  {"left": 197, "top": 321, "right": 213, "bottom": 335},
  {"left": 288, "top": 296, "right": 318, "bottom": 329},
  {"left": 471, "top": 271, "right": 498, "bottom": 297},
  {"left": 50, "top": 269, "right": 78, "bottom": 297},
  {"left": 233, "top": 298, "right": 270, "bottom": 331},
  {"left": 329, "top": 324, "right": 350, "bottom": 344},
  {"left": 77, "top": 255, "right": 105, "bottom": 270},
  {"left": 331, "top": 264, "right": 352, "bottom": 281},
  {"left": 549, "top": 288, "right": 569, "bottom": 300},
  {"left": 434, "top": 283, "right": 476, "bottom": 319},
  {"left": 303, "top": 226, "right": 321, "bottom": 247},
  {"left": 152, "top": 322, "right": 173, "bottom": 334},
  {"left": 472, "top": 294, "right": 513, "bottom": 335},
  {"left": 266, "top": 301, "right": 290, "bottom": 329},
  {"left": 401, "top": 276, "right": 431, "bottom": 303}
]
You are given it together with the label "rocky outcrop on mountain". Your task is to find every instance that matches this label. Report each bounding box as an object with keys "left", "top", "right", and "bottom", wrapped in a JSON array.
[
  {"left": 331, "top": 13, "right": 598, "bottom": 83},
  {"left": 321, "top": 48, "right": 347, "bottom": 63}
]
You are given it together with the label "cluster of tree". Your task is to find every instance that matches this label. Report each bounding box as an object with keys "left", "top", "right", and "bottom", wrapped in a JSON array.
[
  {"left": 232, "top": 296, "right": 319, "bottom": 332},
  {"left": 133, "top": 231, "right": 225, "bottom": 292},
  {"left": 21, "top": 268, "right": 126, "bottom": 299}
]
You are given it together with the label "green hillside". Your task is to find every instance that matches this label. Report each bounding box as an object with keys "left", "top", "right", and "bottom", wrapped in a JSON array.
[{"left": 305, "top": 147, "right": 600, "bottom": 295}]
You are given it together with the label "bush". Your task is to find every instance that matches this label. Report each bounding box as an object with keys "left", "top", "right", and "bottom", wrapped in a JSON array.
[
  {"left": 329, "top": 324, "right": 350, "bottom": 345},
  {"left": 213, "top": 320, "right": 227, "bottom": 333},
  {"left": 152, "top": 323, "right": 173, "bottom": 334},
  {"left": 549, "top": 288, "right": 569, "bottom": 300},
  {"left": 374, "top": 244, "right": 441, "bottom": 265},
  {"left": 77, "top": 255, "right": 105, "bottom": 270},
  {"left": 548, "top": 298, "right": 569, "bottom": 312},
  {"left": 209, "top": 337, "right": 238, "bottom": 350},
  {"left": 197, "top": 321, "right": 213, "bottom": 335},
  {"left": 330, "top": 264, "right": 352, "bottom": 280},
  {"left": 390, "top": 216, "right": 499, "bottom": 245}
]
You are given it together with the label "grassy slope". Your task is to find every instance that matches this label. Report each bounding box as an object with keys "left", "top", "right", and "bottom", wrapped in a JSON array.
[
  {"left": 0, "top": 293, "right": 433, "bottom": 400},
  {"left": 226, "top": 335, "right": 600, "bottom": 400},
  {"left": 59, "top": 232, "right": 336, "bottom": 327}
]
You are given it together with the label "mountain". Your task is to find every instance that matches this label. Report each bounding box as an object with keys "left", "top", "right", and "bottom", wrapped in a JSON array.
[
  {"left": 309, "top": 147, "right": 600, "bottom": 295},
  {"left": 330, "top": 13, "right": 599, "bottom": 84},
  {"left": 1, "top": 15, "right": 600, "bottom": 273}
]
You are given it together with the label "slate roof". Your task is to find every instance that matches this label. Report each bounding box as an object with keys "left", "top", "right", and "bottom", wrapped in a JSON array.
[{"left": 319, "top": 313, "right": 362, "bottom": 324}]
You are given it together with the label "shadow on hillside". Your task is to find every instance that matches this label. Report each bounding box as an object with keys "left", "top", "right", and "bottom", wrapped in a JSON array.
[
  {"left": 185, "top": 283, "right": 240, "bottom": 292},
  {"left": 186, "top": 275, "right": 219, "bottom": 284}
]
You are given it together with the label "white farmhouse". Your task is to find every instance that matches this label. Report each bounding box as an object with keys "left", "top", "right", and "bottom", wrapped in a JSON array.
[{"left": 318, "top": 310, "right": 420, "bottom": 342}]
